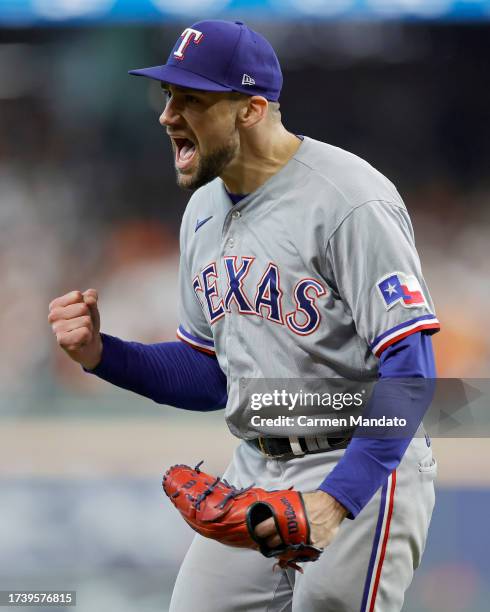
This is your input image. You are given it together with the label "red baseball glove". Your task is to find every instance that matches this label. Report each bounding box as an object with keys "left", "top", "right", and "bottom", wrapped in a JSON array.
[{"left": 162, "top": 461, "right": 322, "bottom": 571}]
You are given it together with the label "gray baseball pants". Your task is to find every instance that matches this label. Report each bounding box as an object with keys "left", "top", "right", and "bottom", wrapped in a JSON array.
[{"left": 169, "top": 436, "right": 436, "bottom": 612}]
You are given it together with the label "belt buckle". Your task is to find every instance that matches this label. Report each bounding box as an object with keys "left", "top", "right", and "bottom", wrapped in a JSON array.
[
  {"left": 257, "top": 437, "right": 288, "bottom": 459},
  {"left": 258, "top": 436, "right": 273, "bottom": 458}
]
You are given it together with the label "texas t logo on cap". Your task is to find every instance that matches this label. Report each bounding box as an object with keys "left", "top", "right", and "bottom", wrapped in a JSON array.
[{"left": 173, "top": 28, "right": 204, "bottom": 61}]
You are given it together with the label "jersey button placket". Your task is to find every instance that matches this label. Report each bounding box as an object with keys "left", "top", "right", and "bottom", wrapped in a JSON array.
[
  {"left": 227, "top": 208, "right": 241, "bottom": 249},
  {"left": 220, "top": 211, "right": 237, "bottom": 370}
]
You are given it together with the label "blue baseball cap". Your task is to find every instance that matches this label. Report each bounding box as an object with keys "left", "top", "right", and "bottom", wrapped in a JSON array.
[{"left": 129, "top": 20, "right": 282, "bottom": 102}]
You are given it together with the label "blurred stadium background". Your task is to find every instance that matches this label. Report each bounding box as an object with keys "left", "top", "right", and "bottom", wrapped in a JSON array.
[{"left": 1, "top": 1, "right": 489, "bottom": 611}]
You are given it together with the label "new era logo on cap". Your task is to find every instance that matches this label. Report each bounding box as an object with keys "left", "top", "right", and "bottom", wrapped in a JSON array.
[{"left": 242, "top": 74, "right": 255, "bottom": 86}]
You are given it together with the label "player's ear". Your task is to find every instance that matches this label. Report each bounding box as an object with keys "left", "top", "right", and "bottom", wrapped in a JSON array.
[{"left": 237, "top": 96, "right": 268, "bottom": 128}]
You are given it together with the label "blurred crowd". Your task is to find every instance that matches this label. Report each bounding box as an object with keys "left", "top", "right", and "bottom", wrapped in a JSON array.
[{"left": 0, "top": 22, "right": 489, "bottom": 398}]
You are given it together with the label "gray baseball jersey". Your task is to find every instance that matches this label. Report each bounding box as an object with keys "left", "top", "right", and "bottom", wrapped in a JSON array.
[{"left": 176, "top": 136, "right": 440, "bottom": 438}]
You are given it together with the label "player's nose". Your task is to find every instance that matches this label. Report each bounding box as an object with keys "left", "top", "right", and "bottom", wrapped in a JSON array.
[{"left": 159, "top": 99, "right": 179, "bottom": 127}]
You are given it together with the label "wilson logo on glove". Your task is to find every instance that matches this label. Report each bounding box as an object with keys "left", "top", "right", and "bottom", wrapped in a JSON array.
[
  {"left": 280, "top": 497, "right": 299, "bottom": 535},
  {"left": 162, "top": 462, "right": 322, "bottom": 572}
]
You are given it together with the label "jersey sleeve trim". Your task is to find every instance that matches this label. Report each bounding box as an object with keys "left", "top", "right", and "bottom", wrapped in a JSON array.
[
  {"left": 177, "top": 325, "right": 216, "bottom": 355},
  {"left": 371, "top": 314, "right": 440, "bottom": 358}
]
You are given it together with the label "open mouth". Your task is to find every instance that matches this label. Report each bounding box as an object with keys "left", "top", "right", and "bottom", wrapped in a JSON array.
[{"left": 173, "top": 137, "right": 197, "bottom": 171}]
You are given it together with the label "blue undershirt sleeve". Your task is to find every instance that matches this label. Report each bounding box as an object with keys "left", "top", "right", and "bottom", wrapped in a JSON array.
[
  {"left": 318, "top": 331, "right": 435, "bottom": 518},
  {"left": 85, "top": 333, "right": 228, "bottom": 411}
]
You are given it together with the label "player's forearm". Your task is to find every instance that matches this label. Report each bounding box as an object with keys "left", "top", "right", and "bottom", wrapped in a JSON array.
[
  {"left": 318, "top": 332, "right": 436, "bottom": 518},
  {"left": 317, "top": 376, "right": 426, "bottom": 517},
  {"left": 318, "top": 437, "right": 410, "bottom": 518},
  {"left": 318, "top": 380, "right": 432, "bottom": 518},
  {"left": 86, "top": 333, "right": 227, "bottom": 411}
]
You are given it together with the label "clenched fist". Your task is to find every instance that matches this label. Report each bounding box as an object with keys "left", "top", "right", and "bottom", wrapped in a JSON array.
[{"left": 48, "top": 289, "right": 103, "bottom": 370}]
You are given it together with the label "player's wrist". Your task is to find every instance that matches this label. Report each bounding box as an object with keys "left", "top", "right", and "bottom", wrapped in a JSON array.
[
  {"left": 307, "top": 490, "right": 348, "bottom": 517},
  {"left": 302, "top": 490, "right": 347, "bottom": 549},
  {"left": 80, "top": 334, "right": 103, "bottom": 371}
]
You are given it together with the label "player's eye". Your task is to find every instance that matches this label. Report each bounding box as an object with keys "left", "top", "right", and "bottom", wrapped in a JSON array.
[
  {"left": 185, "top": 94, "right": 199, "bottom": 104},
  {"left": 161, "top": 86, "right": 171, "bottom": 101}
]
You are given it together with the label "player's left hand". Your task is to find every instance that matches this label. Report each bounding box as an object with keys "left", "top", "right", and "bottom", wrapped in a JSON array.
[{"left": 254, "top": 490, "right": 348, "bottom": 550}]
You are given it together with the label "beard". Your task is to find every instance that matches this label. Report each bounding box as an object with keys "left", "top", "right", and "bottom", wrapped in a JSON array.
[{"left": 176, "top": 135, "right": 238, "bottom": 191}]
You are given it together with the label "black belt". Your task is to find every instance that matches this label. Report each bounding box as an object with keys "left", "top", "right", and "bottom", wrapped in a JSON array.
[{"left": 249, "top": 434, "right": 352, "bottom": 459}]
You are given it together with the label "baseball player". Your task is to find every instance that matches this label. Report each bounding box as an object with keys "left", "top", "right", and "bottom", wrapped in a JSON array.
[{"left": 48, "top": 20, "right": 440, "bottom": 611}]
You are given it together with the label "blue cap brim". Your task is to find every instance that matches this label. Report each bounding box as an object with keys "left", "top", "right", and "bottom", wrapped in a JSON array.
[{"left": 128, "top": 64, "right": 233, "bottom": 93}]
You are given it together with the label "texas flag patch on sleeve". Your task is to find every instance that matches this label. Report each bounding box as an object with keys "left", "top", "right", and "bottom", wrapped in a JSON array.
[{"left": 377, "top": 272, "right": 427, "bottom": 310}]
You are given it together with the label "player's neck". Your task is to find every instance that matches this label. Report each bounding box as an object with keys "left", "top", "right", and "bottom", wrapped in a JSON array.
[{"left": 220, "top": 126, "right": 301, "bottom": 195}]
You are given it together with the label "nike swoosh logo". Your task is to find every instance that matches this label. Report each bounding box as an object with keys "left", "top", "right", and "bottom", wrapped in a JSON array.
[{"left": 195, "top": 215, "right": 213, "bottom": 233}]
